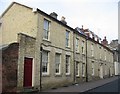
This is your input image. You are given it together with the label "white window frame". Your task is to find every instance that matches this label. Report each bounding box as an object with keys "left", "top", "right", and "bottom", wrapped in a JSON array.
[
  {"left": 42, "top": 50, "right": 49, "bottom": 75},
  {"left": 91, "top": 44, "right": 94, "bottom": 57},
  {"left": 55, "top": 53, "right": 61, "bottom": 75},
  {"left": 99, "top": 47, "right": 101, "bottom": 59},
  {"left": 92, "top": 61, "right": 94, "bottom": 76},
  {"left": 76, "top": 62, "right": 80, "bottom": 77},
  {"left": 66, "top": 55, "right": 70, "bottom": 75},
  {"left": 82, "top": 55, "right": 85, "bottom": 63},
  {"left": 82, "top": 63, "right": 85, "bottom": 77},
  {"left": 75, "top": 38, "right": 79, "bottom": 52},
  {"left": 105, "top": 50, "right": 106, "bottom": 61},
  {"left": 66, "top": 30, "right": 70, "bottom": 47},
  {"left": 82, "top": 40, "right": 85, "bottom": 54},
  {"left": 105, "top": 64, "right": 107, "bottom": 75},
  {"left": 43, "top": 19, "right": 50, "bottom": 40}
]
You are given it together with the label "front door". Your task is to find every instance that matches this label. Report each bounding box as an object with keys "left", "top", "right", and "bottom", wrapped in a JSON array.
[
  {"left": 99, "top": 65, "right": 103, "bottom": 79},
  {"left": 23, "top": 57, "right": 33, "bottom": 87}
]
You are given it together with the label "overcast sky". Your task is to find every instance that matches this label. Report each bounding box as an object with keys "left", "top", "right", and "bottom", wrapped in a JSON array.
[{"left": 0, "top": 0, "right": 119, "bottom": 43}]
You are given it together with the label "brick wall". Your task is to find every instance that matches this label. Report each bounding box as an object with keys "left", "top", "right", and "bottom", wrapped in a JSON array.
[{"left": 2, "top": 43, "right": 19, "bottom": 92}]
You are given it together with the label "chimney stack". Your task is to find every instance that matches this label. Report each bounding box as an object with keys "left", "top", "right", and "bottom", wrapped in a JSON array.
[
  {"left": 101, "top": 36, "right": 108, "bottom": 46},
  {"left": 61, "top": 16, "right": 67, "bottom": 24},
  {"left": 50, "top": 12, "right": 58, "bottom": 19}
]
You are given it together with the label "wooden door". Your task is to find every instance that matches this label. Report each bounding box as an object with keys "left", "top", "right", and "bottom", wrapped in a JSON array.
[{"left": 23, "top": 57, "right": 33, "bottom": 87}]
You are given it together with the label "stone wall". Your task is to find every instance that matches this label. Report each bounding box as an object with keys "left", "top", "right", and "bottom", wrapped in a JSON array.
[{"left": 17, "top": 33, "right": 36, "bottom": 90}]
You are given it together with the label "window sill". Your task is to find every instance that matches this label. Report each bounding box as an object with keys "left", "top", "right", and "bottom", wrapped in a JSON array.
[
  {"left": 76, "top": 75, "right": 80, "bottom": 78},
  {"left": 43, "top": 38, "right": 51, "bottom": 43},
  {"left": 82, "top": 53, "right": 85, "bottom": 55},
  {"left": 55, "top": 74, "right": 62, "bottom": 77},
  {"left": 66, "top": 46, "right": 71, "bottom": 49},
  {"left": 76, "top": 51, "right": 80, "bottom": 54},
  {"left": 82, "top": 75, "right": 85, "bottom": 78},
  {"left": 42, "top": 73, "right": 50, "bottom": 77},
  {"left": 66, "top": 73, "right": 71, "bottom": 76}
]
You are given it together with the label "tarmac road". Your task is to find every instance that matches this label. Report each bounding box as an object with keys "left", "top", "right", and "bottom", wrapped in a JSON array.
[{"left": 87, "top": 77, "right": 120, "bottom": 92}]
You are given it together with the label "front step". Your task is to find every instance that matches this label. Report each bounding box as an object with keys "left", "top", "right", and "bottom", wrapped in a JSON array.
[{"left": 22, "top": 87, "right": 39, "bottom": 93}]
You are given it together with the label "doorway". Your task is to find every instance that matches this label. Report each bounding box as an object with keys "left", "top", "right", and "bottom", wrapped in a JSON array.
[{"left": 23, "top": 57, "right": 33, "bottom": 87}]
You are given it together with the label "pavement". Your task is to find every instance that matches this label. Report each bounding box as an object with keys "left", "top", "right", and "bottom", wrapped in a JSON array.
[{"left": 42, "top": 76, "right": 119, "bottom": 92}]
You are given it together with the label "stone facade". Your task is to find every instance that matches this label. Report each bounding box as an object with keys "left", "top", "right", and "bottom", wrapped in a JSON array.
[
  {"left": 0, "top": 2, "right": 37, "bottom": 45},
  {"left": 0, "top": 2, "right": 115, "bottom": 92},
  {"left": 35, "top": 13, "right": 74, "bottom": 90},
  {"left": 17, "top": 33, "right": 36, "bottom": 90},
  {"left": 109, "top": 40, "right": 120, "bottom": 75}
]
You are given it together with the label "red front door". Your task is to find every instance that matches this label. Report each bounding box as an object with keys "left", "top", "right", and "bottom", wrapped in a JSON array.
[{"left": 23, "top": 57, "right": 33, "bottom": 87}]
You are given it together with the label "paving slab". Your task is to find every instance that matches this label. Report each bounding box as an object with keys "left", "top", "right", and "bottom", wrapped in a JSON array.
[{"left": 42, "top": 76, "right": 119, "bottom": 92}]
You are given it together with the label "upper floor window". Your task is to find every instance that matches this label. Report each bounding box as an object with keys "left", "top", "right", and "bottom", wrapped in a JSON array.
[
  {"left": 42, "top": 50, "right": 49, "bottom": 75},
  {"left": 91, "top": 44, "right": 94, "bottom": 57},
  {"left": 0, "top": 23, "right": 1, "bottom": 29},
  {"left": 66, "top": 31, "right": 70, "bottom": 47},
  {"left": 43, "top": 19, "right": 50, "bottom": 40},
  {"left": 105, "top": 50, "right": 106, "bottom": 60},
  {"left": 66, "top": 55, "right": 70, "bottom": 75},
  {"left": 55, "top": 53, "right": 61, "bottom": 75},
  {"left": 75, "top": 38, "right": 79, "bottom": 52},
  {"left": 99, "top": 47, "right": 101, "bottom": 59},
  {"left": 82, "top": 40, "right": 85, "bottom": 54}
]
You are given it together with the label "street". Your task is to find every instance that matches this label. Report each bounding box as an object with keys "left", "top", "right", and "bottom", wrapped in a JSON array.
[{"left": 87, "top": 77, "right": 120, "bottom": 92}]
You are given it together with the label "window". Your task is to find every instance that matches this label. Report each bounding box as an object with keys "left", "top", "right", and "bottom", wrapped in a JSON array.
[
  {"left": 43, "top": 19, "right": 50, "bottom": 40},
  {"left": 0, "top": 23, "right": 1, "bottom": 29},
  {"left": 105, "top": 50, "right": 106, "bottom": 60},
  {"left": 92, "top": 61, "right": 94, "bottom": 76},
  {"left": 66, "top": 31, "right": 70, "bottom": 47},
  {"left": 82, "top": 55, "right": 85, "bottom": 63},
  {"left": 76, "top": 62, "right": 80, "bottom": 76},
  {"left": 82, "top": 63, "right": 85, "bottom": 77},
  {"left": 109, "top": 53, "right": 111, "bottom": 62},
  {"left": 55, "top": 53, "right": 61, "bottom": 74},
  {"left": 105, "top": 64, "right": 107, "bottom": 75},
  {"left": 66, "top": 55, "right": 70, "bottom": 75},
  {"left": 99, "top": 47, "right": 101, "bottom": 59},
  {"left": 82, "top": 41, "right": 85, "bottom": 54},
  {"left": 42, "top": 50, "right": 49, "bottom": 74},
  {"left": 75, "top": 38, "right": 79, "bottom": 52},
  {"left": 91, "top": 44, "right": 94, "bottom": 57}
]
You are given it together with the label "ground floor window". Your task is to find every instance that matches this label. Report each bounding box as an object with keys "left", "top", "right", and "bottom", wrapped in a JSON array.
[
  {"left": 42, "top": 50, "right": 49, "bottom": 75},
  {"left": 66, "top": 55, "right": 70, "bottom": 75},
  {"left": 76, "top": 62, "right": 80, "bottom": 76},
  {"left": 55, "top": 53, "right": 61, "bottom": 75},
  {"left": 92, "top": 61, "right": 94, "bottom": 76},
  {"left": 82, "top": 63, "right": 85, "bottom": 77}
]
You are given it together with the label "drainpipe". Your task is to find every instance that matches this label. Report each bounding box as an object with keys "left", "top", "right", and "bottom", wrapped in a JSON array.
[
  {"left": 85, "top": 37, "right": 88, "bottom": 82},
  {"left": 73, "top": 31, "right": 76, "bottom": 84},
  {"left": 40, "top": 46, "right": 43, "bottom": 91}
]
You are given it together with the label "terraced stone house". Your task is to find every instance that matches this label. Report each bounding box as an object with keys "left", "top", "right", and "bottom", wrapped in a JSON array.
[{"left": 0, "top": 2, "right": 114, "bottom": 93}]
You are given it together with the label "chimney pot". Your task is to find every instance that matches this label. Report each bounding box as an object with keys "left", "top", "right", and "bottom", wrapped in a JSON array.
[{"left": 61, "top": 16, "right": 67, "bottom": 24}]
